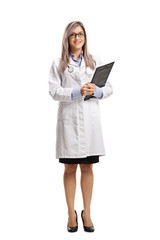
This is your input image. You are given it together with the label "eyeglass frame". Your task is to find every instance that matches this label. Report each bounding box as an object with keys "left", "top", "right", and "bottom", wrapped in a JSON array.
[{"left": 69, "top": 32, "right": 85, "bottom": 39}]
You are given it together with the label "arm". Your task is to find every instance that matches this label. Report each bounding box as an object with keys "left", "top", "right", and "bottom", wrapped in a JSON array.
[
  {"left": 48, "top": 60, "right": 74, "bottom": 102},
  {"left": 99, "top": 80, "right": 113, "bottom": 100}
]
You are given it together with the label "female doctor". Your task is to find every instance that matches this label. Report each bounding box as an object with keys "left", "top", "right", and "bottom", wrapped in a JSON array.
[{"left": 48, "top": 21, "right": 113, "bottom": 232}]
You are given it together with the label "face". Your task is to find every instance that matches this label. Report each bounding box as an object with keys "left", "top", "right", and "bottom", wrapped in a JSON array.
[{"left": 68, "top": 26, "right": 85, "bottom": 52}]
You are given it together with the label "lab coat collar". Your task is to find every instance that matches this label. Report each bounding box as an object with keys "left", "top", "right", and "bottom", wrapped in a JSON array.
[
  {"left": 70, "top": 50, "right": 83, "bottom": 60},
  {"left": 69, "top": 55, "right": 85, "bottom": 67}
]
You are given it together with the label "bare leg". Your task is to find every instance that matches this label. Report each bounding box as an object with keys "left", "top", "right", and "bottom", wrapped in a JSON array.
[
  {"left": 80, "top": 164, "right": 94, "bottom": 226},
  {"left": 63, "top": 164, "right": 78, "bottom": 227}
]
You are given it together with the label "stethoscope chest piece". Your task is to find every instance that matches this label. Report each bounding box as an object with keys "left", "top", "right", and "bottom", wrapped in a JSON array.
[{"left": 68, "top": 66, "right": 74, "bottom": 73}]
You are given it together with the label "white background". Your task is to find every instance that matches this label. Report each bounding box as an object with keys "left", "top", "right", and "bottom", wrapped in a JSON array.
[{"left": 0, "top": 0, "right": 160, "bottom": 239}]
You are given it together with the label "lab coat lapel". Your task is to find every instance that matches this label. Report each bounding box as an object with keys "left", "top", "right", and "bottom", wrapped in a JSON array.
[{"left": 80, "top": 57, "right": 85, "bottom": 67}]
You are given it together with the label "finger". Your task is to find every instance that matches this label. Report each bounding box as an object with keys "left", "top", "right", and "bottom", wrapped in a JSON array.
[
  {"left": 84, "top": 86, "right": 93, "bottom": 90},
  {"left": 86, "top": 82, "right": 92, "bottom": 87},
  {"left": 84, "top": 89, "right": 94, "bottom": 95},
  {"left": 84, "top": 91, "right": 92, "bottom": 95},
  {"left": 84, "top": 89, "right": 93, "bottom": 94},
  {"left": 89, "top": 83, "right": 96, "bottom": 88},
  {"left": 86, "top": 86, "right": 95, "bottom": 91},
  {"left": 87, "top": 82, "right": 95, "bottom": 86},
  {"left": 85, "top": 84, "right": 94, "bottom": 88}
]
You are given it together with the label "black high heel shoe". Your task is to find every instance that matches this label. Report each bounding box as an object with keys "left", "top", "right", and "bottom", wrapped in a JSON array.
[
  {"left": 81, "top": 210, "right": 95, "bottom": 232},
  {"left": 67, "top": 210, "right": 78, "bottom": 232}
]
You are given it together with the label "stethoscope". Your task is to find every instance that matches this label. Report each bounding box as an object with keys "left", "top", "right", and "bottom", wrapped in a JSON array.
[
  {"left": 67, "top": 66, "right": 74, "bottom": 73},
  {"left": 67, "top": 65, "right": 93, "bottom": 78}
]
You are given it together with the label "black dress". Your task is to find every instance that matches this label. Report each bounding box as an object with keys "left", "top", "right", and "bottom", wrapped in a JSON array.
[{"left": 59, "top": 155, "right": 99, "bottom": 164}]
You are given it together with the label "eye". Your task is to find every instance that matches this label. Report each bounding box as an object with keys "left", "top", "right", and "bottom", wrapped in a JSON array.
[
  {"left": 78, "top": 32, "right": 84, "bottom": 37},
  {"left": 70, "top": 33, "right": 75, "bottom": 37}
]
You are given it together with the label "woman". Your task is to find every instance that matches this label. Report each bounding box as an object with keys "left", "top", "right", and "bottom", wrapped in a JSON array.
[{"left": 48, "top": 21, "right": 113, "bottom": 232}]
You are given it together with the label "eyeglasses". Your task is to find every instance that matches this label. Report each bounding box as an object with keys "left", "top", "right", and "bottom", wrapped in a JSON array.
[{"left": 69, "top": 32, "right": 84, "bottom": 39}]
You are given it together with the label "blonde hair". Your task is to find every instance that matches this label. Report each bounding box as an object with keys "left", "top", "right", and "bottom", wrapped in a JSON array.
[{"left": 59, "top": 21, "right": 95, "bottom": 72}]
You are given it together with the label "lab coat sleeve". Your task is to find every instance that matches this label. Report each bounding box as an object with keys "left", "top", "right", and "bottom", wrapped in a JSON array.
[
  {"left": 48, "top": 59, "right": 74, "bottom": 102},
  {"left": 92, "top": 55, "right": 113, "bottom": 100},
  {"left": 100, "top": 80, "right": 113, "bottom": 99}
]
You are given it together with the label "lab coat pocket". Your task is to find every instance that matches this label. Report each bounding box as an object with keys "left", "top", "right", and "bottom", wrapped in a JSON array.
[{"left": 57, "top": 102, "right": 72, "bottom": 120}]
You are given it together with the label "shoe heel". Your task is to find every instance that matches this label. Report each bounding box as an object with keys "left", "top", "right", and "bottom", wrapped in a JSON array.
[
  {"left": 81, "top": 210, "right": 95, "bottom": 232},
  {"left": 67, "top": 210, "right": 78, "bottom": 232}
]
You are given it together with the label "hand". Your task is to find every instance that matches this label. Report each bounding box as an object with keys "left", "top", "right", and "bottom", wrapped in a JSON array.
[{"left": 80, "top": 82, "right": 96, "bottom": 96}]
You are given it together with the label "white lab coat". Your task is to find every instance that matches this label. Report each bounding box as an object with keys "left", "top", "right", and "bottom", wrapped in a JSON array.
[{"left": 48, "top": 55, "right": 113, "bottom": 159}]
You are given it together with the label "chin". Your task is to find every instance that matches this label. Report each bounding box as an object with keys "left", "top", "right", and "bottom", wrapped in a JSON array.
[{"left": 73, "top": 45, "right": 83, "bottom": 50}]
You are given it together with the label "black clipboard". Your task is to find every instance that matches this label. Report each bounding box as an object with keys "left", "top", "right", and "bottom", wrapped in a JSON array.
[{"left": 84, "top": 61, "right": 115, "bottom": 101}]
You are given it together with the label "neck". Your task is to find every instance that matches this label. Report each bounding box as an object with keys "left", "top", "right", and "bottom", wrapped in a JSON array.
[{"left": 70, "top": 48, "right": 82, "bottom": 60}]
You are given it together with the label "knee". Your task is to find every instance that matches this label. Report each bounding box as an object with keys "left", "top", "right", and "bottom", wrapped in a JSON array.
[
  {"left": 80, "top": 164, "right": 93, "bottom": 174},
  {"left": 64, "top": 164, "right": 78, "bottom": 174}
]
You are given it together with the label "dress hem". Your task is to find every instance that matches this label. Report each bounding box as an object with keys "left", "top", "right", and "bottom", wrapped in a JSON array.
[
  {"left": 59, "top": 155, "right": 100, "bottom": 164},
  {"left": 56, "top": 153, "right": 105, "bottom": 159}
]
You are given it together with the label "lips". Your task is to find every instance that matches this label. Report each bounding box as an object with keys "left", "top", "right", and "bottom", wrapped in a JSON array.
[{"left": 74, "top": 41, "right": 81, "bottom": 44}]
